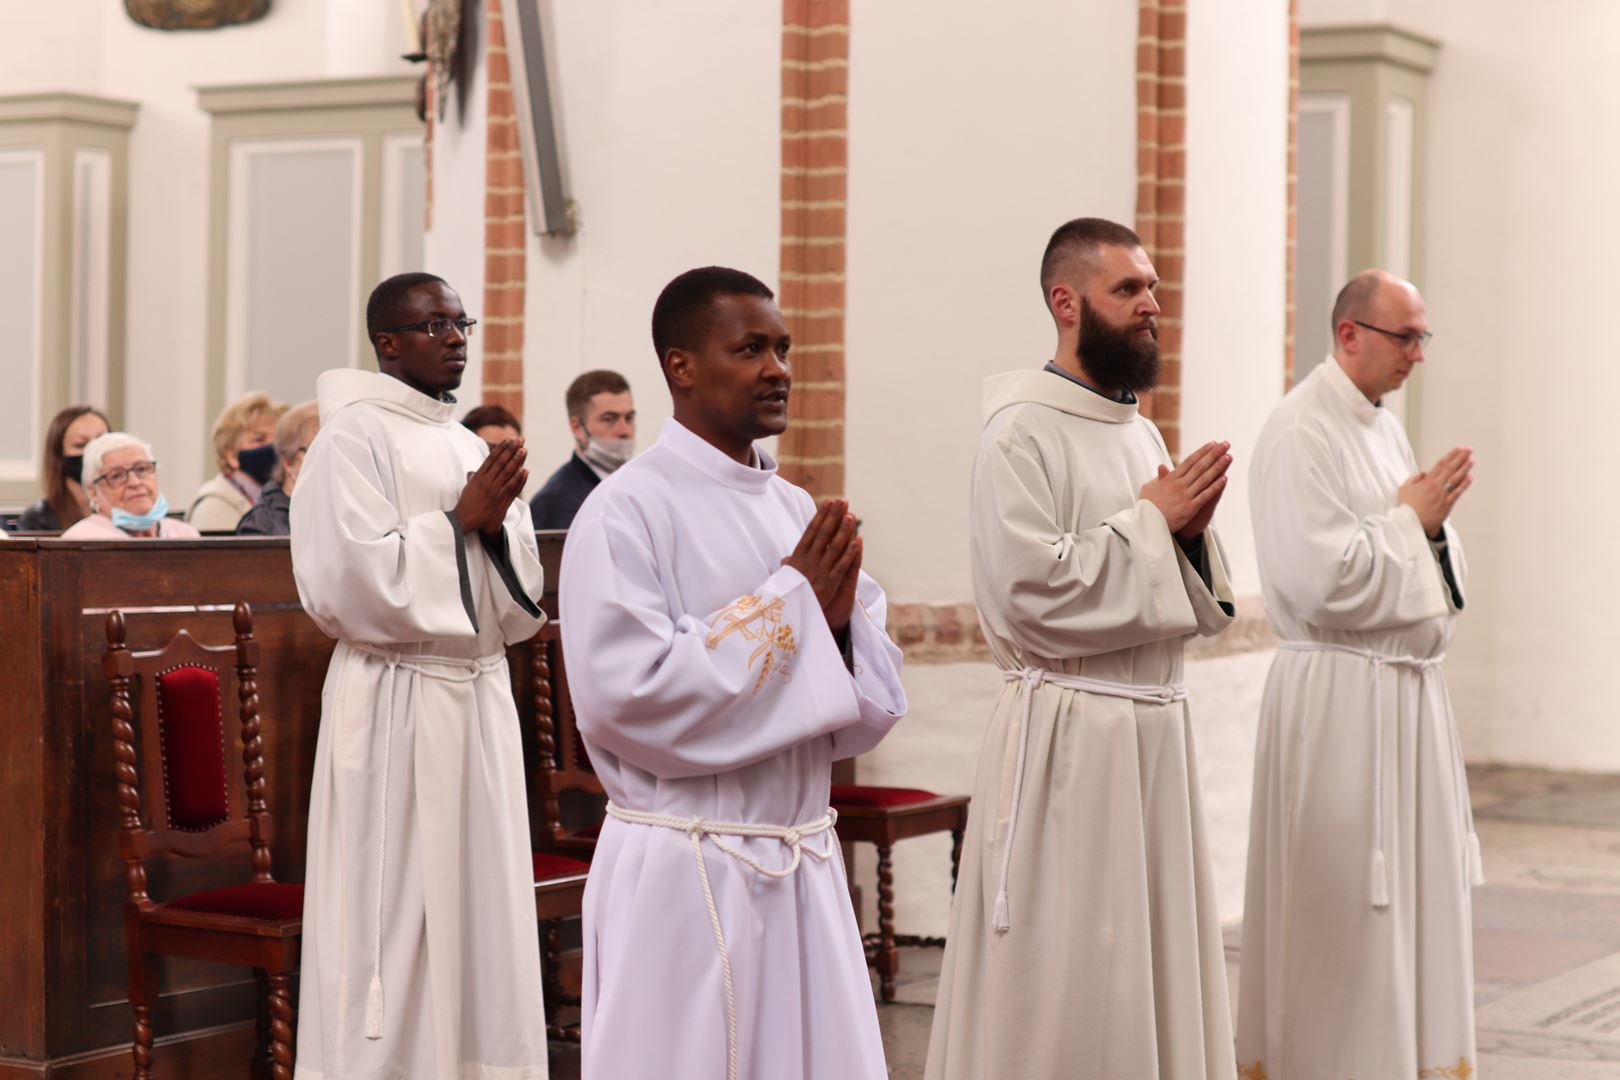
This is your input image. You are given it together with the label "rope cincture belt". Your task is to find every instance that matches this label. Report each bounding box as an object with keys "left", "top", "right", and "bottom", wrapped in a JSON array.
[
  {"left": 1279, "top": 641, "right": 1485, "bottom": 909},
  {"left": 992, "top": 668, "right": 1188, "bottom": 934},
  {"left": 349, "top": 642, "right": 507, "bottom": 1040},
  {"left": 605, "top": 801, "right": 844, "bottom": 1080}
]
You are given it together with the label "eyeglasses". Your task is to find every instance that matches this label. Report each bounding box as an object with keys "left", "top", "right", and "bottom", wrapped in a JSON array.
[
  {"left": 1353, "top": 320, "right": 1433, "bottom": 351},
  {"left": 94, "top": 461, "right": 158, "bottom": 488},
  {"left": 378, "top": 317, "right": 478, "bottom": 339}
]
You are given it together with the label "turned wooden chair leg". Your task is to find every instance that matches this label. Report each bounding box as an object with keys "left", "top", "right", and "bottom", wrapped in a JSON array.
[
  {"left": 269, "top": 971, "right": 296, "bottom": 1080},
  {"left": 542, "top": 919, "right": 563, "bottom": 1038},
  {"left": 876, "top": 841, "right": 899, "bottom": 1003},
  {"left": 950, "top": 827, "right": 965, "bottom": 893},
  {"left": 128, "top": 951, "right": 157, "bottom": 1080},
  {"left": 254, "top": 968, "right": 274, "bottom": 1079}
]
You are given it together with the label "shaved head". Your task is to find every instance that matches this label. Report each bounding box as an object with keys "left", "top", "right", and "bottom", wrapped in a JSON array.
[
  {"left": 1330, "top": 269, "right": 1416, "bottom": 334},
  {"left": 1040, "top": 217, "right": 1143, "bottom": 315},
  {"left": 1331, "top": 268, "right": 1430, "bottom": 402}
]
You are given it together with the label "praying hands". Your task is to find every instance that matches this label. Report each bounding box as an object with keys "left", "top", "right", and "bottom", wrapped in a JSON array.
[
  {"left": 455, "top": 438, "right": 529, "bottom": 536},
  {"left": 782, "top": 498, "right": 863, "bottom": 632},
  {"left": 1400, "top": 445, "right": 1474, "bottom": 537},
  {"left": 1140, "top": 439, "right": 1233, "bottom": 539}
]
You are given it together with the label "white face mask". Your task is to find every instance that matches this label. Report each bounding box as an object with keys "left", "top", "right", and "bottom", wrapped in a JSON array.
[{"left": 580, "top": 436, "right": 635, "bottom": 474}]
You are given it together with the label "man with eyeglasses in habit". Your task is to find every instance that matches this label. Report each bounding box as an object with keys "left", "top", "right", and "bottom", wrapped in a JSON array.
[
  {"left": 290, "top": 272, "right": 551, "bottom": 1079},
  {"left": 1237, "top": 269, "right": 1478, "bottom": 1080}
]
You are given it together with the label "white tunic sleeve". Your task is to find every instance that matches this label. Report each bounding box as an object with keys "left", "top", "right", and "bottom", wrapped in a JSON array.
[
  {"left": 291, "top": 422, "right": 479, "bottom": 644},
  {"left": 1177, "top": 528, "right": 1239, "bottom": 636},
  {"left": 476, "top": 494, "right": 548, "bottom": 644},
  {"left": 559, "top": 508, "right": 897, "bottom": 781},
  {"left": 830, "top": 569, "right": 908, "bottom": 761},
  {"left": 1256, "top": 424, "right": 1450, "bottom": 631},
  {"left": 972, "top": 429, "right": 1205, "bottom": 659}
]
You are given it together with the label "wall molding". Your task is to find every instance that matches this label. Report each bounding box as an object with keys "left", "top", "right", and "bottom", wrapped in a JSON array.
[{"left": 198, "top": 75, "right": 419, "bottom": 117}]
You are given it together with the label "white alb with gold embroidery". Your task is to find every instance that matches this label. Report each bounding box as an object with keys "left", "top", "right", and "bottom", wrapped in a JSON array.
[{"left": 559, "top": 418, "right": 908, "bottom": 1080}]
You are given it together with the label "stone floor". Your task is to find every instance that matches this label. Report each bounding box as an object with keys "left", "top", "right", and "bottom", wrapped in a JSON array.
[{"left": 550, "top": 765, "right": 1620, "bottom": 1078}]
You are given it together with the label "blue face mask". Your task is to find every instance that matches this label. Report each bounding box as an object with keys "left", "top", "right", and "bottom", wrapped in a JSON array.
[{"left": 112, "top": 492, "right": 170, "bottom": 533}]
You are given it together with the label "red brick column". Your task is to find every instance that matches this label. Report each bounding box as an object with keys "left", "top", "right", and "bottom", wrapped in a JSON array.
[
  {"left": 481, "top": 0, "right": 526, "bottom": 417},
  {"left": 776, "top": 0, "right": 850, "bottom": 502},
  {"left": 1135, "top": 0, "right": 1187, "bottom": 458},
  {"left": 1284, "top": 0, "right": 1299, "bottom": 388}
]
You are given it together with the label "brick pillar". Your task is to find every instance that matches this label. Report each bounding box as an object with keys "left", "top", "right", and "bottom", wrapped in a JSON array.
[
  {"left": 1134, "top": 0, "right": 1187, "bottom": 458},
  {"left": 1284, "top": 0, "right": 1299, "bottom": 389},
  {"left": 481, "top": 0, "right": 526, "bottom": 417},
  {"left": 776, "top": 0, "right": 850, "bottom": 503}
]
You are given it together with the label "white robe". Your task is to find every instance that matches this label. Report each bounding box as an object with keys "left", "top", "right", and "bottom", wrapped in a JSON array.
[
  {"left": 558, "top": 418, "right": 907, "bottom": 1080},
  {"left": 290, "top": 369, "right": 549, "bottom": 1080},
  {"left": 926, "top": 369, "right": 1238, "bottom": 1080},
  {"left": 1236, "top": 357, "right": 1475, "bottom": 1080}
]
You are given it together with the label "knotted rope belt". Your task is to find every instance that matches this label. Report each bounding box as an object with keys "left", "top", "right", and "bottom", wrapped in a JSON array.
[
  {"left": 348, "top": 642, "right": 508, "bottom": 1039},
  {"left": 992, "top": 668, "right": 1188, "bottom": 933},
  {"left": 605, "top": 801, "right": 844, "bottom": 1080},
  {"left": 1278, "top": 641, "right": 1484, "bottom": 908}
]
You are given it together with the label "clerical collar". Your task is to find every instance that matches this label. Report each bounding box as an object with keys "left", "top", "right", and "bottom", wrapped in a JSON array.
[
  {"left": 1321, "top": 355, "right": 1384, "bottom": 426},
  {"left": 1043, "top": 361, "right": 1138, "bottom": 404},
  {"left": 656, "top": 418, "right": 777, "bottom": 494}
]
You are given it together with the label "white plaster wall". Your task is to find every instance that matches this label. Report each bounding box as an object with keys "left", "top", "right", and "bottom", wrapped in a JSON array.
[
  {"left": 0, "top": 0, "right": 416, "bottom": 502},
  {"left": 1182, "top": 0, "right": 1290, "bottom": 598},
  {"left": 0, "top": 0, "right": 105, "bottom": 94},
  {"left": 492, "top": 1, "right": 783, "bottom": 489},
  {"left": 1370, "top": 0, "right": 1620, "bottom": 770},
  {"left": 843, "top": 1, "right": 1138, "bottom": 604}
]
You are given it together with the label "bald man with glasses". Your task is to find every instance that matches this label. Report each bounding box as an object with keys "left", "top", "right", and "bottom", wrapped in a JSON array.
[{"left": 1237, "top": 269, "right": 1480, "bottom": 1080}]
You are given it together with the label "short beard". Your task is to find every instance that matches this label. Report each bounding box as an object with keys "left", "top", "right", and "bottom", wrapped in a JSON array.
[{"left": 1077, "top": 297, "right": 1161, "bottom": 393}]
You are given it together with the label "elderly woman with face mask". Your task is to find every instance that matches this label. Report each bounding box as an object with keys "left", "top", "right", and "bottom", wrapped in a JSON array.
[
  {"left": 236, "top": 400, "right": 319, "bottom": 536},
  {"left": 188, "top": 391, "right": 287, "bottom": 532},
  {"left": 61, "top": 433, "right": 201, "bottom": 540}
]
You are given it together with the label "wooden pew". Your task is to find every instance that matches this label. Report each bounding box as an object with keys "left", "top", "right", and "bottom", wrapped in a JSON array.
[{"left": 0, "top": 533, "right": 566, "bottom": 1078}]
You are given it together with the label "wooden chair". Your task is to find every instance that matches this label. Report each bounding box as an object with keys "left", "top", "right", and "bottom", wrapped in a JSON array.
[
  {"left": 529, "top": 621, "right": 600, "bottom": 1040},
  {"left": 831, "top": 784, "right": 970, "bottom": 1002},
  {"left": 103, "top": 602, "right": 301, "bottom": 1080},
  {"left": 532, "top": 622, "right": 607, "bottom": 858}
]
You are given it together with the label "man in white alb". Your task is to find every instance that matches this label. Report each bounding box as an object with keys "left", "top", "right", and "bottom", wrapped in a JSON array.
[
  {"left": 927, "top": 217, "right": 1239, "bottom": 1080},
  {"left": 558, "top": 266, "right": 908, "bottom": 1080},
  {"left": 291, "top": 272, "right": 550, "bottom": 1079},
  {"left": 1237, "top": 269, "right": 1477, "bottom": 1080}
]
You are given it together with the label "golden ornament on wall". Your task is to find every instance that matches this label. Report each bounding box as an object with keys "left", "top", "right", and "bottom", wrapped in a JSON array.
[{"left": 124, "top": 0, "right": 270, "bottom": 30}]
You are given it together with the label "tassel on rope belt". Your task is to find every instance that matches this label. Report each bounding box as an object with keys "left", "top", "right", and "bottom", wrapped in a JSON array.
[
  {"left": 1278, "top": 641, "right": 1484, "bottom": 908},
  {"left": 991, "top": 668, "right": 1187, "bottom": 933},
  {"left": 347, "top": 641, "right": 508, "bottom": 1040},
  {"left": 604, "top": 801, "right": 844, "bottom": 1080}
]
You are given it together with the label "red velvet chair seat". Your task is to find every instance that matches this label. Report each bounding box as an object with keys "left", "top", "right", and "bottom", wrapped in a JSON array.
[
  {"left": 533, "top": 852, "right": 591, "bottom": 882},
  {"left": 831, "top": 784, "right": 940, "bottom": 808},
  {"left": 162, "top": 881, "right": 304, "bottom": 921}
]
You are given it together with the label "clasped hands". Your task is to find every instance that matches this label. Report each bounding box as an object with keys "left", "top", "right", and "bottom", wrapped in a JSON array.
[
  {"left": 455, "top": 438, "right": 529, "bottom": 536},
  {"left": 783, "top": 499, "right": 862, "bottom": 632},
  {"left": 1140, "top": 440, "right": 1232, "bottom": 541},
  {"left": 1399, "top": 446, "right": 1474, "bottom": 537}
]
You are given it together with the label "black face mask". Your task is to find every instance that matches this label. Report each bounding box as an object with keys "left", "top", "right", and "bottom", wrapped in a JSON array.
[
  {"left": 62, "top": 454, "right": 84, "bottom": 484},
  {"left": 236, "top": 444, "right": 279, "bottom": 484}
]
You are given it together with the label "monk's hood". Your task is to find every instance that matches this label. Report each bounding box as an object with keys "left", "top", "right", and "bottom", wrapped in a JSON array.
[
  {"left": 316, "top": 368, "right": 457, "bottom": 427},
  {"left": 980, "top": 368, "right": 1140, "bottom": 427}
]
